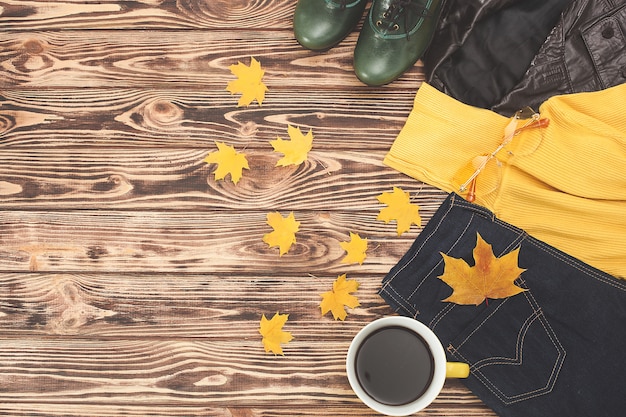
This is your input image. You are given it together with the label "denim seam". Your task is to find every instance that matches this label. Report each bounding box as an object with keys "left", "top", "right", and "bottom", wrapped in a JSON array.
[
  {"left": 379, "top": 198, "right": 457, "bottom": 317},
  {"left": 382, "top": 284, "right": 421, "bottom": 317},
  {"left": 408, "top": 210, "right": 473, "bottom": 300},
  {"left": 428, "top": 302, "right": 455, "bottom": 330},
  {"left": 526, "top": 237, "right": 626, "bottom": 290}
]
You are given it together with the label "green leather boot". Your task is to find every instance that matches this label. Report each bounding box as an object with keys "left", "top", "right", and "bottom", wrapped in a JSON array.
[
  {"left": 294, "top": 0, "right": 368, "bottom": 51},
  {"left": 354, "top": 0, "right": 445, "bottom": 85}
]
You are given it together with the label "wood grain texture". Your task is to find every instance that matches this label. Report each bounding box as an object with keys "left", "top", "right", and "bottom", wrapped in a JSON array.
[
  {"left": 0, "top": 88, "right": 418, "bottom": 149},
  {"left": 0, "top": 30, "right": 424, "bottom": 89},
  {"left": 0, "top": 0, "right": 496, "bottom": 415},
  {"left": 0, "top": 271, "right": 494, "bottom": 414},
  {"left": 0, "top": 208, "right": 437, "bottom": 274},
  {"left": 2, "top": 273, "right": 396, "bottom": 337},
  {"left": 0, "top": 148, "right": 446, "bottom": 208},
  {"left": 0, "top": 0, "right": 297, "bottom": 30}
]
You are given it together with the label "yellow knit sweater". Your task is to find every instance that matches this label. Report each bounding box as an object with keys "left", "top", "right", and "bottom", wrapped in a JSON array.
[{"left": 384, "top": 83, "right": 626, "bottom": 279}]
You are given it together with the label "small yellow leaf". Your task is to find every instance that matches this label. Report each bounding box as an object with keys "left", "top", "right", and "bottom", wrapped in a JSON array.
[
  {"left": 259, "top": 312, "right": 293, "bottom": 355},
  {"left": 320, "top": 274, "right": 360, "bottom": 321},
  {"left": 439, "top": 233, "right": 527, "bottom": 305},
  {"left": 226, "top": 57, "right": 268, "bottom": 107},
  {"left": 270, "top": 125, "right": 313, "bottom": 166},
  {"left": 376, "top": 187, "right": 421, "bottom": 235},
  {"left": 262, "top": 211, "right": 300, "bottom": 256},
  {"left": 339, "top": 232, "right": 368, "bottom": 265},
  {"left": 204, "top": 142, "right": 249, "bottom": 184}
]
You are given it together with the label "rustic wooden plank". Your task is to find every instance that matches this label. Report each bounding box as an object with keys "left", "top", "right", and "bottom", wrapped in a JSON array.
[
  {"left": 0, "top": 337, "right": 394, "bottom": 406},
  {"left": 0, "top": 272, "right": 394, "bottom": 337},
  {"left": 0, "top": 88, "right": 418, "bottom": 149},
  {"left": 0, "top": 30, "right": 425, "bottom": 89},
  {"left": 0, "top": 0, "right": 297, "bottom": 30},
  {"left": 0, "top": 404, "right": 496, "bottom": 417},
  {"left": 0, "top": 147, "right": 446, "bottom": 209},
  {"left": 0, "top": 336, "right": 494, "bottom": 414},
  {"left": 0, "top": 206, "right": 446, "bottom": 273}
]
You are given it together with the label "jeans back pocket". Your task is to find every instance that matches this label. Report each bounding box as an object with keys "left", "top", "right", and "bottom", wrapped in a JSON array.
[{"left": 447, "top": 281, "right": 566, "bottom": 405}]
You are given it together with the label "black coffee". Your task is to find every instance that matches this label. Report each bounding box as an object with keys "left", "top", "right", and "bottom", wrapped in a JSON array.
[{"left": 355, "top": 326, "right": 434, "bottom": 406}]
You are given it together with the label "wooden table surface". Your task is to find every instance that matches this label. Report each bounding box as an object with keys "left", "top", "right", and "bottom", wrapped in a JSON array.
[{"left": 0, "top": 1, "right": 497, "bottom": 416}]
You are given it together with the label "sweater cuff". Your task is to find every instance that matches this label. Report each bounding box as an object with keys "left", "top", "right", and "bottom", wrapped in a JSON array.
[{"left": 383, "top": 83, "right": 510, "bottom": 192}]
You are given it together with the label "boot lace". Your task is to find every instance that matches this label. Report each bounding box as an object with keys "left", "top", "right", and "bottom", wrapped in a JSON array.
[{"left": 376, "top": 0, "right": 433, "bottom": 40}]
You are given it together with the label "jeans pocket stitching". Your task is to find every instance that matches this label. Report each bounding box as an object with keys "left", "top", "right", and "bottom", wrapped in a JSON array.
[
  {"left": 472, "top": 309, "right": 540, "bottom": 370},
  {"left": 449, "top": 290, "right": 567, "bottom": 405}
]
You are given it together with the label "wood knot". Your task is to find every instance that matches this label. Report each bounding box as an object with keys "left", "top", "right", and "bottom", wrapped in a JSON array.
[
  {"left": 14, "top": 39, "right": 53, "bottom": 72},
  {"left": 0, "top": 113, "right": 16, "bottom": 135},
  {"left": 144, "top": 99, "right": 184, "bottom": 127},
  {"left": 50, "top": 280, "right": 117, "bottom": 334},
  {"left": 22, "top": 39, "right": 45, "bottom": 55},
  {"left": 108, "top": 174, "right": 122, "bottom": 185},
  {"left": 91, "top": 174, "right": 132, "bottom": 195},
  {"left": 240, "top": 121, "right": 258, "bottom": 136}
]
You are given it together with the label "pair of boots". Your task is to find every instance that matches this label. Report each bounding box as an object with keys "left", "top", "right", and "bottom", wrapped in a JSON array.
[{"left": 293, "top": 0, "right": 445, "bottom": 86}]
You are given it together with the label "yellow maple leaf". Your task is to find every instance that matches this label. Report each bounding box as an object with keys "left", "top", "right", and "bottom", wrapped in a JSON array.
[
  {"left": 339, "top": 232, "right": 368, "bottom": 265},
  {"left": 262, "top": 211, "right": 300, "bottom": 256},
  {"left": 226, "top": 57, "right": 268, "bottom": 107},
  {"left": 439, "top": 233, "right": 527, "bottom": 306},
  {"left": 376, "top": 187, "right": 421, "bottom": 235},
  {"left": 320, "top": 274, "right": 360, "bottom": 321},
  {"left": 259, "top": 312, "right": 293, "bottom": 355},
  {"left": 270, "top": 125, "right": 313, "bottom": 166},
  {"left": 204, "top": 142, "right": 249, "bottom": 184}
]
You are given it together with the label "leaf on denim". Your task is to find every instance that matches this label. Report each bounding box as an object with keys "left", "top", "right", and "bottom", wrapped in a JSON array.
[
  {"left": 376, "top": 187, "right": 421, "bottom": 235},
  {"left": 259, "top": 312, "right": 293, "bottom": 355},
  {"left": 339, "top": 232, "right": 368, "bottom": 265},
  {"left": 320, "top": 274, "right": 360, "bottom": 321},
  {"left": 270, "top": 125, "right": 313, "bottom": 167},
  {"left": 226, "top": 57, "right": 268, "bottom": 107},
  {"left": 204, "top": 142, "right": 249, "bottom": 184},
  {"left": 262, "top": 211, "right": 300, "bottom": 256},
  {"left": 439, "top": 233, "right": 527, "bottom": 306}
]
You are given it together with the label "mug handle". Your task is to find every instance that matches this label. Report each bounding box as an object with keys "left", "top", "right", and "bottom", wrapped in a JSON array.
[{"left": 446, "top": 362, "right": 470, "bottom": 378}]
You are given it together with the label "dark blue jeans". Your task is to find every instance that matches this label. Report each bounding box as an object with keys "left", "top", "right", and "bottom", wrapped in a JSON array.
[{"left": 379, "top": 193, "right": 626, "bottom": 417}]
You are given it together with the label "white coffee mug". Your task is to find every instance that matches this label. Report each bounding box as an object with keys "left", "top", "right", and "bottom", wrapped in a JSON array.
[{"left": 346, "top": 316, "right": 469, "bottom": 416}]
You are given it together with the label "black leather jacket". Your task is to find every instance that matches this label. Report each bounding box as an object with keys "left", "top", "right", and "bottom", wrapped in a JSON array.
[{"left": 424, "top": 0, "right": 626, "bottom": 115}]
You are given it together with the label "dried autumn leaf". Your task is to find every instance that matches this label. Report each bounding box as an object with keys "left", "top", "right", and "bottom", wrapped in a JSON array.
[
  {"left": 439, "top": 233, "right": 527, "bottom": 306},
  {"left": 320, "top": 274, "right": 360, "bottom": 321},
  {"left": 376, "top": 187, "right": 422, "bottom": 235},
  {"left": 270, "top": 125, "right": 313, "bottom": 166},
  {"left": 340, "top": 232, "right": 368, "bottom": 265},
  {"left": 204, "top": 142, "right": 249, "bottom": 184},
  {"left": 226, "top": 57, "right": 268, "bottom": 107},
  {"left": 259, "top": 312, "right": 293, "bottom": 355},
  {"left": 262, "top": 211, "right": 300, "bottom": 256}
]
